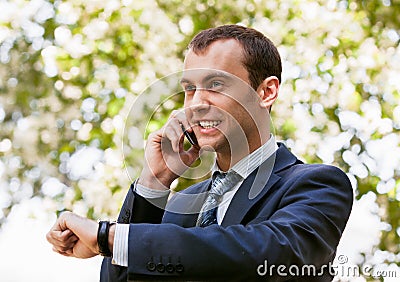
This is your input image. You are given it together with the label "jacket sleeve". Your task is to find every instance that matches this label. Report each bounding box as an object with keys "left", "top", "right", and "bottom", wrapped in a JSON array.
[
  {"left": 100, "top": 182, "right": 168, "bottom": 282},
  {"left": 124, "top": 165, "right": 353, "bottom": 281}
]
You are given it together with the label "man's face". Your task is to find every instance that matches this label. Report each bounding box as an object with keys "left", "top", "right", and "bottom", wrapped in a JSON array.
[{"left": 181, "top": 39, "right": 263, "bottom": 155}]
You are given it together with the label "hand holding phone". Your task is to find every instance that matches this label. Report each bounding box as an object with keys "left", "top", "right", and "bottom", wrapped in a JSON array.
[{"left": 181, "top": 123, "right": 199, "bottom": 147}]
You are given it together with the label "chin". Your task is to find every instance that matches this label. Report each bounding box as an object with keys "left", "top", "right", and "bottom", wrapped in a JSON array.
[
  {"left": 199, "top": 145, "right": 216, "bottom": 152},
  {"left": 195, "top": 138, "right": 214, "bottom": 151},
  {"left": 199, "top": 140, "right": 225, "bottom": 154}
]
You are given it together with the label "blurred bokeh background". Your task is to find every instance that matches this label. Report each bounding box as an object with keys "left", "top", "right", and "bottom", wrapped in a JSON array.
[{"left": 0, "top": 0, "right": 399, "bottom": 281}]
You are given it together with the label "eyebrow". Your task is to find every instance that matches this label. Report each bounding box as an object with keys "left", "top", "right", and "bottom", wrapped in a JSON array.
[{"left": 179, "top": 71, "right": 233, "bottom": 85}]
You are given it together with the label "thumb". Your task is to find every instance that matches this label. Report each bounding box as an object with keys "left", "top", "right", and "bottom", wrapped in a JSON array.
[{"left": 183, "top": 145, "right": 201, "bottom": 166}]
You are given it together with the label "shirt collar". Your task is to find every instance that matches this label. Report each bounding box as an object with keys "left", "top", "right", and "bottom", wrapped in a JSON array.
[{"left": 213, "top": 134, "right": 278, "bottom": 179}]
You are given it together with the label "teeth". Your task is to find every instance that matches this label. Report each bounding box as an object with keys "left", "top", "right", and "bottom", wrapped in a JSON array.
[{"left": 199, "top": 120, "right": 221, "bottom": 129}]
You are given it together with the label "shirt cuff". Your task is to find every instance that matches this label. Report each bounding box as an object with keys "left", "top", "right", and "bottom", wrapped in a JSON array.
[
  {"left": 135, "top": 182, "right": 170, "bottom": 199},
  {"left": 112, "top": 224, "right": 129, "bottom": 267}
]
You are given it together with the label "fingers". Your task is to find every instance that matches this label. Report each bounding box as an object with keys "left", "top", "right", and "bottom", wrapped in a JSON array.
[
  {"left": 46, "top": 228, "right": 78, "bottom": 247},
  {"left": 52, "top": 246, "right": 73, "bottom": 257},
  {"left": 162, "top": 121, "right": 182, "bottom": 152},
  {"left": 47, "top": 228, "right": 79, "bottom": 254},
  {"left": 160, "top": 109, "right": 192, "bottom": 152},
  {"left": 173, "top": 110, "right": 191, "bottom": 133},
  {"left": 46, "top": 212, "right": 99, "bottom": 259},
  {"left": 46, "top": 212, "right": 79, "bottom": 254},
  {"left": 141, "top": 108, "right": 200, "bottom": 187}
]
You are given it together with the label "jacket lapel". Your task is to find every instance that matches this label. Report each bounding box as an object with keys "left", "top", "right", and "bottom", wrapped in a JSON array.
[
  {"left": 221, "top": 143, "right": 300, "bottom": 227},
  {"left": 163, "top": 179, "right": 211, "bottom": 227},
  {"left": 163, "top": 143, "right": 300, "bottom": 227}
]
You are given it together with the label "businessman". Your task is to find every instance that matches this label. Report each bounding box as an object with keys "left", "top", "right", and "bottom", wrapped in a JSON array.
[{"left": 47, "top": 25, "right": 353, "bottom": 281}]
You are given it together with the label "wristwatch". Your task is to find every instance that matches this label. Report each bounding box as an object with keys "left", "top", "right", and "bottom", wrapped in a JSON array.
[{"left": 97, "top": 220, "right": 116, "bottom": 257}]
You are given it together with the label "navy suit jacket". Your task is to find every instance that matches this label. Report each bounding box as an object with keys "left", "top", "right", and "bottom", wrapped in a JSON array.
[{"left": 100, "top": 143, "right": 353, "bottom": 281}]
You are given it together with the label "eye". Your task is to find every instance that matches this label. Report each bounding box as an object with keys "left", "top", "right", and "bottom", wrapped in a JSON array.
[
  {"left": 184, "top": 84, "right": 196, "bottom": 94},
  {"left": 209, "top": 81, "right": 223, "bottom": 89}
]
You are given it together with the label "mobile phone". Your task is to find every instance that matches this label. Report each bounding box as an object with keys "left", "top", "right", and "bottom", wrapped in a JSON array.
[{"left": 181, "top": 124, "right": 198, "bottom": 147}]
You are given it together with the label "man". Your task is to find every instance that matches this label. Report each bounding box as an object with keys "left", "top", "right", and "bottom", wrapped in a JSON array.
[{"left": 47, "top": 25, "right": 353, "bottom": 281}]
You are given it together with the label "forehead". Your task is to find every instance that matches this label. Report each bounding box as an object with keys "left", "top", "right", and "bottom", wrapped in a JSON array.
[{"left": 183, "top": 39, "right": 249, "bottom": 83}]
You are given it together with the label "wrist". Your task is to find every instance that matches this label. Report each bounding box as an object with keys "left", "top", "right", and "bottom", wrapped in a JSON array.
[
  {"left": 108, "top": 224, "right": 115, "bottom": 254},
  {"left": 138, "top": 173, "right": 174, "bottom": 191}
]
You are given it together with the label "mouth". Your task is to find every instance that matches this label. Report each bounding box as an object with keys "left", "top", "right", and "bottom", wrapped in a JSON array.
[{"left": 198, "top": 120, "right": 222, "bottom": 129}]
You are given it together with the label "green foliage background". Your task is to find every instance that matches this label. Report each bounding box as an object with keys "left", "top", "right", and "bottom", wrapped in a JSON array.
[{"left": 0, "top": 0, "right": 399, "bottom": 279}]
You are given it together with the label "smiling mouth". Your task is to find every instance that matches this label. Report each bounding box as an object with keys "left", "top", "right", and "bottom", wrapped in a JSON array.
[{"left": 198, "top": 120, "right": 221, "bottom": 129}]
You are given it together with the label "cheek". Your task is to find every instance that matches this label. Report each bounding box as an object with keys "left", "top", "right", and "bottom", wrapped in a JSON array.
[
  {"left": 223, "top": 107, "right": 249, "bottom": 131},
  {"left": 225, "top": 97, "right": 253, "bottom": 119},
  {"left": 231, "top": 104, "right": 259, "bottom": 134},
  {"left": 184, "top": 99, "right": 193, "bottom": 117}
]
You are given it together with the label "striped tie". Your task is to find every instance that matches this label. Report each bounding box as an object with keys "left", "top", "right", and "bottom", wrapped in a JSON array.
[{"left": 196, "top": 170, "right": 242, "bottom": 227}]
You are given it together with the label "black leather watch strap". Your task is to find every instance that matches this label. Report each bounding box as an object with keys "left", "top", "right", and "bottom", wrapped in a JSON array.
[{"left": 97, "top": 220, "right": 113, "bottom": 257}]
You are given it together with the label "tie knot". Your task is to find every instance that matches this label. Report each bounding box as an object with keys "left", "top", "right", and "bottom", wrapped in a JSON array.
[
  {"left": 209, "top": 170, "right": 242, "bottom": 198},
  {"left": 196, "top": 170, "right": 242, "bottom": 227},
  {"left": 212, "top": 171, "right": 226, "bottom": 182}
]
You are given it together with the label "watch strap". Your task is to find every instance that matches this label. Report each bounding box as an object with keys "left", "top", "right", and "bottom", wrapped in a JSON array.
[{"left": 97, "top": 220, "right": 114, "bottom": 257}]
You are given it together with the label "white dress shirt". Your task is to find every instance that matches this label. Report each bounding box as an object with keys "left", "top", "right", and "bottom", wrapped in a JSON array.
[{"left": 112, "top": 135, "right": 278, "bottom": 266}]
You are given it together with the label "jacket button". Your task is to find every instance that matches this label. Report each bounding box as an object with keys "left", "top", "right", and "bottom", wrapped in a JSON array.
[
  {"left": 156, "top": 263, "right": 165, "bottom": 273},
  {"left": 166, "top": 263, "right": 175, "bottom": 273},
  {"left": 175, "top": 263, "right": 184, "bottom": 273},
  {"left": 146, "top": 262, "right": 156, "bottom": 272}
]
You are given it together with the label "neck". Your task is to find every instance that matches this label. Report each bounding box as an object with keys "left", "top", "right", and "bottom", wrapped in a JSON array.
[{"left": 216, "top": 131, "right": 270, "bottom": 171}]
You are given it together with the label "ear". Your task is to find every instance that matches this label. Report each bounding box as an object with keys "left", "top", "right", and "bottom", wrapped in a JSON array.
[{"left": 256, "top": 76, "right": 279, "bottom": 110}]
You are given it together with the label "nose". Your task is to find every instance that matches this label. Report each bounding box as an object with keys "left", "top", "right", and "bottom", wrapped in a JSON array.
[{"left": 189, "top": 88, "right": 211, "bottom": 113}]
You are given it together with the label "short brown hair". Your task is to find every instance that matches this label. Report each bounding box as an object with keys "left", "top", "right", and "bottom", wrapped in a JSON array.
[{"left": 188, "top": 25, "right": 282, "bottom": 90}]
